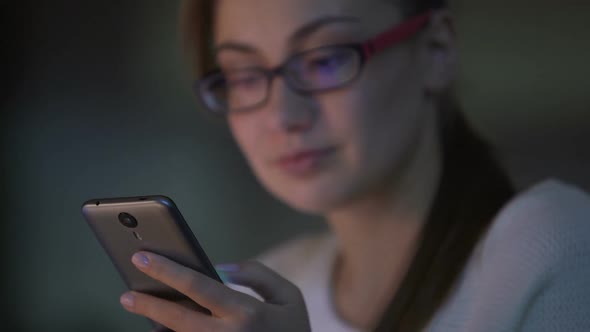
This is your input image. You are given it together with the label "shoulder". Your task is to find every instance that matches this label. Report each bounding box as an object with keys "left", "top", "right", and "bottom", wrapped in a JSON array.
[
  {"left": 432, "top": 180, "right": 590, "bottom": 331},
  {"left": 485, "top": 179, "right": 590, "bottom": 331},
  {"left": 494, "top": 179, "right": 590, "bottom": 229},
  {"left": 481, "top": 179, "right": 590, "bottom": 266},
  {"left": 469, "top": 179, "right": 590, "bottom": 305}
]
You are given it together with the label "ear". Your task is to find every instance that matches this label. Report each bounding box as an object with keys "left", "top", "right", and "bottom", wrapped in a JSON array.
[{"left": 422, "top": 10, "right": 458, "bottom": 96}]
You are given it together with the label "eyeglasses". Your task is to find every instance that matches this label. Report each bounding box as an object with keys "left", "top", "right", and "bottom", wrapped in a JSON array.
[{"left": 195, "top": 11, "right": 432, "bottom": 115}]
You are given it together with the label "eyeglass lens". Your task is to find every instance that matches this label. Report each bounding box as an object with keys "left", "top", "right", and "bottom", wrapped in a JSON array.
[{"left": 202, "top": 46, "right": 361, "bottom": 112}]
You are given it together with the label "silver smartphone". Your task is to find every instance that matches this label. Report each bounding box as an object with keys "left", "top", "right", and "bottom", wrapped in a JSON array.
[{"left": 82, "top": 195, "right": 222, "bottom": 330}]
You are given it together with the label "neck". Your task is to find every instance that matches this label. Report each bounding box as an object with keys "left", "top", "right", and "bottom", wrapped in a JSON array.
[{"left": 326, "top": 114, "right": 442, "bottom": 329}]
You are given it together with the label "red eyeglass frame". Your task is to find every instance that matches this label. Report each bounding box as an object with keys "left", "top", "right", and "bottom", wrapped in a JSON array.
[
  {"left": 197, "top": 10, "right": 433, "bottom": 113},
  {"left": 361, "top": 10, "right": 432, "bottom": 61}
]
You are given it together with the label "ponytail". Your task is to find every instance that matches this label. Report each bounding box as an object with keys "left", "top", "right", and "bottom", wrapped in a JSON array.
[{"left": 374, "top": 95, "right": 515, "bottom": 331}]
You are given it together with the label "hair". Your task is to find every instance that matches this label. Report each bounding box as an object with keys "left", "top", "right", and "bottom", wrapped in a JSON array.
[
  {"left": 180, "top": 1, "right": 515, "bottom": 331},
  {"left": 374, "top": 95, "right": 514, "bottom": 331},
  {"left": 398, "top": 0, "right": 447, "bottom": 16},
  {"left": 178, "top": 0, "right": 448, "bottom": 76},
  {"left": 180, "top": 0, "right": 215, "bottom": 77}
]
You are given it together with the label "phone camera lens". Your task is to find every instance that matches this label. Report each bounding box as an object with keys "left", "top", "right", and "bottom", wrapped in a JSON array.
[{"left": 118, "top": 212, "right": 138, "bottom": 228}]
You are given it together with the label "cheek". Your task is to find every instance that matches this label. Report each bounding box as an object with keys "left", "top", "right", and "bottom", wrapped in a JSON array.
[
  {"left": 227, "top": 115, "right": 262, "bottom": 167},
  {"left": 325, "top": 49, "right": 424, "bottom": 136},
  {"left": 360, "top": 57, "right": 425, "bottom": 146},
  {"left": 227, "top": 113, "right": 284, "bottom": 193},
  {"left": 325, "top": 69, "right": 423, "bottom": 156},
  {"left": 316, "top": 59, "right": 427, "bottom": 192},
  {"left": 224, "top": 58, "right": 427, "bottom": 214}
]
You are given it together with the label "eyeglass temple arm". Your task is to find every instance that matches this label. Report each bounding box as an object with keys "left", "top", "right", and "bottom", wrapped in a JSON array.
[{"left": 362, "top": 10, "right": 433, "bottom": 60}]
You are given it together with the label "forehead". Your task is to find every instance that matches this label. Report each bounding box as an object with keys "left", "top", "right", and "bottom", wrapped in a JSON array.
[{"left": 214, "top": 0, "right": 402, "bottom": 49}]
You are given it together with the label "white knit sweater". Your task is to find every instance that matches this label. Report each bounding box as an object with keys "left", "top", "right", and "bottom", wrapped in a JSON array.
[{"left": 255, "top": 180, "right": 590, "bottom": 331}]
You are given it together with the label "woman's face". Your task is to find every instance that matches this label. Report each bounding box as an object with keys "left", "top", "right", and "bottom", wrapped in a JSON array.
[{"left": 213, "top": 0, "right": 450, "bottom": 214}]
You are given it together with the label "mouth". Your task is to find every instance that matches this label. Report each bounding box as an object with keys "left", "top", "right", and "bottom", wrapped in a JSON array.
[{"left": 276, "top": 147, "right": 336, "bottom": 176}]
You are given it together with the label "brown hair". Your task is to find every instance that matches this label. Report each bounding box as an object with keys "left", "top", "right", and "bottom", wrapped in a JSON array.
[
  {"left": 180, "top": 1, "right": 514, "bottom": 331},
  {"left": 180, "top": 0, "right": 215, "bottom": 77},
  {"left": 374, "top": 95, "right": 514, "bottom": 331}
]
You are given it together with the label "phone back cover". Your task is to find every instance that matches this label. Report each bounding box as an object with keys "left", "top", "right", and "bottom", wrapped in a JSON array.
[{"left": 82, "top": 196, "right": 220, "bottom": 303}]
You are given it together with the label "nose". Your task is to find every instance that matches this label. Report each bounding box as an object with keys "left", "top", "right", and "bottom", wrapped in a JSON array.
[{"left": 265, "top": 77, "right": 316, "bottom": 134}]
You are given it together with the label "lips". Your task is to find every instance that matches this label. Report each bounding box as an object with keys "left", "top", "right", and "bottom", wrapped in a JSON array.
[{"left": 276, "top": 147, "right": 335, "bottom": 176}]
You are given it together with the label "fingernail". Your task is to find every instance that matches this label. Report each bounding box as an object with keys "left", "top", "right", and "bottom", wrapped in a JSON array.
[
  {"left": 132, "top": 253, "right": 150, "bottom": 268},
  {"left": 120, "top": 293, "right": 135, "bottom": 310},
  {"left": 215, "top": 263, "right": 240, "bottom": 273}
]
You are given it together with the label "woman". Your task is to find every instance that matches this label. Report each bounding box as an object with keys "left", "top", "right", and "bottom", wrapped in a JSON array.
[{"left": 118, "top": 0, "right": 590, "bottom": 330}]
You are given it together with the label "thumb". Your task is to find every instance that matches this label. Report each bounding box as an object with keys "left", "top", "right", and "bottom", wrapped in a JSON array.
[{"left": 216, "top": 261, "right": 302, "bottom": 305}]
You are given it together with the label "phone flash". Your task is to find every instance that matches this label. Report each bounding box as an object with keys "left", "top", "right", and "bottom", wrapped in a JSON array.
[{"left": 133, "top": 231, "right": 143, "bottom": 241}]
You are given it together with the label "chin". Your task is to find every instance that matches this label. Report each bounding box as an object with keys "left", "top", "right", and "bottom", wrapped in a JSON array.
[
  {"left": 266, "top": 176, "right": 355, "bottom": 215},
  {"left": 280, "top": 194, "right": 333, "bottom": 215}
]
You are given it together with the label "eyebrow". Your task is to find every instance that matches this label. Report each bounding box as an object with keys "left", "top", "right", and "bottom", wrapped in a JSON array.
[
  {"left": 214, "top": 15, "right": 360, "bottom": 55},
  {"left": 289, "top": 15, "right": 360, "bottom": 45}
]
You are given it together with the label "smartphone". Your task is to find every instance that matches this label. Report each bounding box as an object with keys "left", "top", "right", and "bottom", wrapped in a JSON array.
[{"left": 82, "top": 195, "right": 222, "bottom": 330}]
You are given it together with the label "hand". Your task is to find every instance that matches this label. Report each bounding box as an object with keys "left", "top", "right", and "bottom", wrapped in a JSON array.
[{"left": 119, "top": 252, "right": 311, "bottom": 332}]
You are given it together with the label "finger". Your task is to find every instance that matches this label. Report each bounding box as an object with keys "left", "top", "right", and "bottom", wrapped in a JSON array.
[
  {"left": 132, "top": 252, "right": 252, "bottom": 316},
  {"left": 120, "top": 291, "right": 219, "bottom": 332},
  {"left": 150, "top": 324, "right": 174, "bottom": 332},
  {"left": 150, "top": 327, "right": 172, "bottom": 332},
  {"left": 219, "top": 261, "right": 302, "bottom": 305}
]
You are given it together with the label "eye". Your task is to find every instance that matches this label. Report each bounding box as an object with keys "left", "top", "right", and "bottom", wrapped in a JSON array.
[
  {"left": 304, "top": 49, "right": 353, "bottom": 74},
  {"left": 226, "top": 70, "right": 265, "bottom": 90}
]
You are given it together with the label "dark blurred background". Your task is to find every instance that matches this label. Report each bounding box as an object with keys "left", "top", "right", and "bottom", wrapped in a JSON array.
[{"left": 2, "top": 1, "right": 588, "bottom": 331}]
